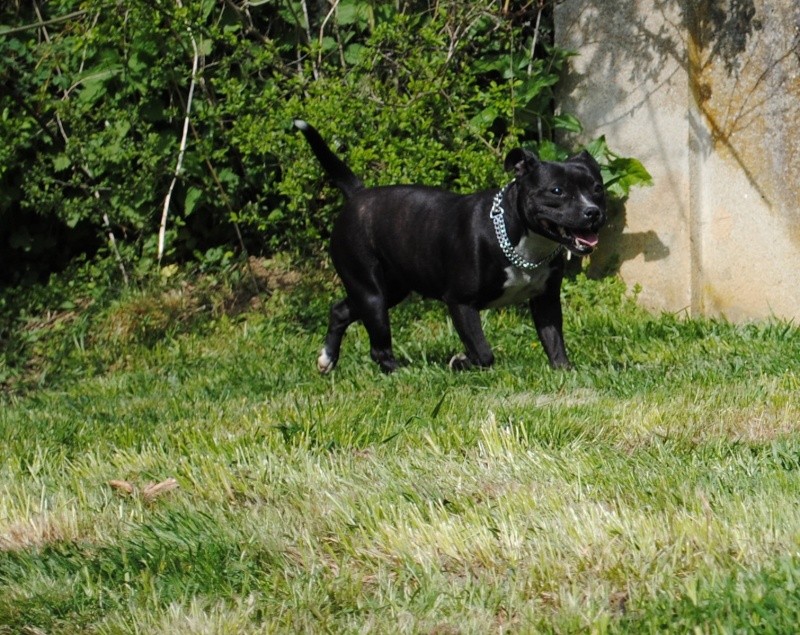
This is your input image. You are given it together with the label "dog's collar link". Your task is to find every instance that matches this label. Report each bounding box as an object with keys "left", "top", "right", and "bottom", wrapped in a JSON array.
[{"left": 490, "top": 184, "right": 564, "bottom": 271}]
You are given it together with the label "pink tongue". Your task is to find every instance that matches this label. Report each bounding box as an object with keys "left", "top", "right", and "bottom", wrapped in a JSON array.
[{"left": 573, "top": 231, "right": 599, "bottom": 248}]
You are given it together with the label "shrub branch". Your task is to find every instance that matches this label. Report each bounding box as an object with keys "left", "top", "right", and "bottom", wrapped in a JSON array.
[{"left": 158, "top": 2, "right": 200, "bottom": 266}]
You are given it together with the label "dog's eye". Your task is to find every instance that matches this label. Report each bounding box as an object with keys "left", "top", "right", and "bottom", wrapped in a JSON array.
[
  {"left": 551, "top": 187, "right": 564, "bottom": 196},
  {"left": 594, "top": 183, "right": 604, "bottom": 194}
]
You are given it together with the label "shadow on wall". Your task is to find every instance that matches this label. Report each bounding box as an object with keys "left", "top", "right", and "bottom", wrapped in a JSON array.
[
  {"left": 559, "top": 0, "right": 800, "bottom": 274},
  {"left": 583, "top": 198, "right": 671, "bottom": 279},
  {"left": 566, "top": 196, "right": 670, "bottom": 279}
]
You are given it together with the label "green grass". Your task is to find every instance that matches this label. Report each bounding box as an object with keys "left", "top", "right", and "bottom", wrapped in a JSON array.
[{"left": 2, "top": 263, "right": 800, "bottom": 633}]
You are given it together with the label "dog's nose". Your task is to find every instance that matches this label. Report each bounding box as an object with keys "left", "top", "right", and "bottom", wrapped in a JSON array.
[{"left": 583, "top": 206, "right": 602, "bottom": 223}]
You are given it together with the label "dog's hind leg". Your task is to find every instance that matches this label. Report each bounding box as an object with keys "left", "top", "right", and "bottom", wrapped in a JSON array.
[
  {"left": 357, "top": 292, "right": 400, "bottom": 374},
  {"left": 318, "top": 298, "right": 356, "bottom": 374},
  {"left": 447, "top": 303, "right": 495, "bottom": 370},
  {"left": 330, "top": 242, "right": 407, "bottom": 373}
]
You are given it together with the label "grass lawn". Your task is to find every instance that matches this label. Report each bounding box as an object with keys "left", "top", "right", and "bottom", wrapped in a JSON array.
[{"left": 2, "top": 263, "right": 800, "bottom": 633}]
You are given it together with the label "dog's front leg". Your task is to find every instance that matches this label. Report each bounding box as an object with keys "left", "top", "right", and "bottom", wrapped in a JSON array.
[
  {"left": 447, "top": 303, "right": 495, "bottom": 370},
  {"left": 529, "top": 292, "right": 571, "bottom": 369}
]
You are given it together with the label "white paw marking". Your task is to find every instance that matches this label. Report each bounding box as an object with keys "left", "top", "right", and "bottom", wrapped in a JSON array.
[
  {"left": 448, "top": 353, "right": 470, "bottom": 371},
  {"left": 317, "top": 348, "right": 336, "bottom": 374}
]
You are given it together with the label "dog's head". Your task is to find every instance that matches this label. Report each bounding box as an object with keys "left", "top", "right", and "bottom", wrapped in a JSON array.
[{"left": 504, "top": 148, "right": 606, "bottom": 256}]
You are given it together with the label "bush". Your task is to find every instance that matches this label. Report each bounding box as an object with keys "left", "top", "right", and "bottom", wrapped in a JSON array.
[{"left": 0, "top": 0, "right": 649, "bottom": 284}]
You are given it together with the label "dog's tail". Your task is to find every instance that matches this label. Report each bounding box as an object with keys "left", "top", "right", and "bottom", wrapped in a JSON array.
[{"left": 294, "top": 119, "right": 364, "bottom": 199}]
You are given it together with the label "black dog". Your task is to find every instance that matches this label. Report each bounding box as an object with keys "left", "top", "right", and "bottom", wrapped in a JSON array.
[{"left": 295, "top": 119, "right": 605, "bottom": 374}]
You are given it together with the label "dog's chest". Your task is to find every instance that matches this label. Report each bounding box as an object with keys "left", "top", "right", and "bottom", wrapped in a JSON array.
[
  {"left": 486, "top": 233, "right": 556, "bottom": 308},
  {"left": 487, "top": 266, "right": 550, "bottom": 307}
]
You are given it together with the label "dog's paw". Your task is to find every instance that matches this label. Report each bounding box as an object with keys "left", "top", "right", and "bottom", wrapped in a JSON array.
[
  {"left": 448, "top": 353, "right": 472, "bottom": 372},
  {"left": 317, "top": 348, "right": 337, "bottom": 374},
  {"left": 379, "top": 359, "right": 400, "bottom": 374}
]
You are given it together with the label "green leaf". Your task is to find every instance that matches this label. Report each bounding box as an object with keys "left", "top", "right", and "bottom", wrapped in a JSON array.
[
  {"left": 536, "top": 140, "right": 567, "bottom": 162},
  {"left": 53, "top": 155, "right": 71, "bottom": 171},
  {"left": 552, "top": 113, "right": 583, "bottom": 133},
  {"left": 469, "top": 106, "right": 498, "bottom": 132},
  {"left": 278, "top": 1, "right": 307, "bottom": 29},
  {"left": 77, "top": 65, "right": 122, "bottom": 104},
  {"left": 582, "top": 136, "right": 653, "bottom": 198},
  {"left": 320, "top": 36, "right": 337, "bottom": 53},
  {"left": 184, "top": 187, "right": 203, "bottom": 216},
  {"left": 200, "top": 0, "right": 216, "bottom": 20},
  {"left": 612, "top": 157, "right": 653, "bottom": 186},
  {"left": 584, "top": 135, "right": 610, "bottom": 162},
  {"left": 344, "top": 43, "right": 365, "bottom": 65},
  {"left": 337, "top": 0, "right": 370, "bottom": 26},
  {"left": 128, "top": 49, "right": 149, "bottom": 74},
  {"left": 604, "top": 157, "right": 654, "bottom": 197},
  {"left": 471, "top": 55, "right": 508, "bottom": 75},
  {"left": 198, "top": 38, "right": 213, "bottom": 57},
  {"left": 217, "top": 169, "right": 239, "bottom": 189},
  {"left": 515, "top": 75, "right": 557, "bottom": 104}
]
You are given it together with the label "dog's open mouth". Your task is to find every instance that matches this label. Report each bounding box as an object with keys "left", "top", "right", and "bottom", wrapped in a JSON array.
[{"left": 541, "top": 221, "right": 600, "bottom": 255}]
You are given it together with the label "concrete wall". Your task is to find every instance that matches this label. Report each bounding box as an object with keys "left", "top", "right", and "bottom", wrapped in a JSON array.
[{"left": 555, "top": 0, "right": 800, "bottom": 321}]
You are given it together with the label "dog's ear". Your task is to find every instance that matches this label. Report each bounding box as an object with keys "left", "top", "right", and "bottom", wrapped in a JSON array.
[
  {"left": 504, "top": 148, "right": 539, "bottom": 176},
  {"left": 569, "top": 149, "right": 601, "bottom": 172}
]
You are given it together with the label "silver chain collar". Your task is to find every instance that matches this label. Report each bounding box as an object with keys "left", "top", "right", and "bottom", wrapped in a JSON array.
[{"left": 490, "top": 184, "right": 564, "bottom": 271}]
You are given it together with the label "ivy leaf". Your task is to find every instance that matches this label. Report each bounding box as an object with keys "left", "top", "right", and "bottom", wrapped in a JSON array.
[
  {"left": 584, "top": 135, "right": 610, "bottom": 161},
  {"left": 585, "top": 136, "right": 653, "bottom": 198},
  {"left": 604, "top": 157, "right": 653, "bottom": 198}
]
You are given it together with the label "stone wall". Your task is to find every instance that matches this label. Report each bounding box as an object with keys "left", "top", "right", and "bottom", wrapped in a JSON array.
[{"left": 555, "top": 0, "right": 800, "bottom": 321}]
